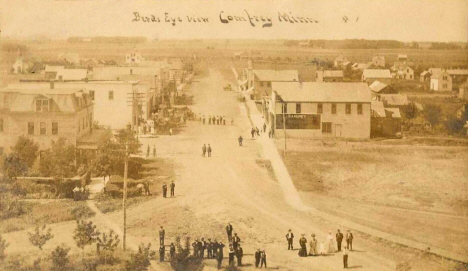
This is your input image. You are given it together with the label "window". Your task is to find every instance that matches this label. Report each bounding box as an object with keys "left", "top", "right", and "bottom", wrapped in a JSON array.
[
  {"left": 52, "top": 122, "right": 58, "bottom": 135},
  {"left": 332, "top": 104, "right": 337, "bottom": 114},
  {"left": 28, "top": 122, "right": 34, "bottom": 135},
  {"left": 35, "top": 99, "right": 49, "bottom": 112},
  {"left": 357, "top": 104, "right": 363, "bottom": 115},
  {"left": 443, "top": 84, "right": 448, "bottom": 88},
  {"left": 40, "top": 122, "right": 46, "bottom": 135},
  {"left": 267, "top": 82, "right": 271, "bottom": 87},
  {"left": 317, "top": 103, "right": 323, "bottom": 114},
  {"left": 89, "top": 90, "right": 95, "bottom": 100},
  {"left": 296, "top": 103, "right": 301, "bottom": 113},
  {"left": 260, "top": 81, "right": 264, "bottom": 87},
  {"left": 322, "top": 122, "right": 332, "bottom": 133},
  {"left": 282, "top": 103, "right": 287, "bottom": 113},
  {"left": 0, "top": 118, "right": 3, "bottom": 132},
  {"left": 346, "top": 104, "right": 351, "bottom": 114}
]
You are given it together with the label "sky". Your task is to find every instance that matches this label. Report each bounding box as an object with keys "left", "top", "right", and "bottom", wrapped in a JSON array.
[{"left": 1, "top": 0, "right": 467, "bottom": 42}]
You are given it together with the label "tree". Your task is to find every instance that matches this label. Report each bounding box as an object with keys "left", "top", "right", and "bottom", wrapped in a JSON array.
[
  {"left": 424, "top": 104, "right": 442, "bottom": 127},
  {"left": 1, "top": 154, "right": 28, "bottom": 179},
  {"left": 125, "top": 243, "right": 156, "bottom": 271},
  {"left": 12, "top": 136, "right": 39, "bottom": 168},
  {"left": 73, "top": 220, "right": 100, "bottom": 258},
  {"left": 28, "top": 225, "right": 54, "bottom": 250},
  {"left": 97, "top": 230, "right": 120, "bottom": 265},
  {"left": 170, "top": 237, "right": 203, "bottom": 271},
  {"left": 0, "top": 234, "right": 8, "bottom": 261},
  {"left": 50, "top": 245, "right": 70, "bottom": 271},
  {"left": 39, "top": 138, "right": 76, "bottom": 179}
]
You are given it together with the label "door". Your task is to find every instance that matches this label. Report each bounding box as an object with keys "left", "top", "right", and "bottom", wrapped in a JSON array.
[{"left": 334, "top": 124, "right": 342, "bottom": 137}]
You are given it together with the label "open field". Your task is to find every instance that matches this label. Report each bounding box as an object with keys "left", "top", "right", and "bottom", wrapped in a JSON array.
[{"left": 277, "top": 138, "right": 468, "bottom": 256}]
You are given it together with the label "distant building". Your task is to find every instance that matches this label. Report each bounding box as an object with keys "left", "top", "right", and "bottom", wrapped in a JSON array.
[
  {"left": 12, "top": 57, "right": 24, "bottom": 74},
  {"left": 316, "top": 70, "right": 344, "bottom": 82},
  {"left": 394, "top": 64, "right": 414, "bottom": 80},
  {"left": 265, "top": 82, "right": 371, "bottom": 139},
  {"left": 58, "top": 53, "right": 80, "bottom": 65},
  {"left": 0, "top": 87, "right": 93, "bottom": 155},
  {"left": 55, "top": 69, "right": 88, "bottom": 81},
  {"left": 126, "top": 50, "right": 143, "bottom": 64},
  {"left": 362, "top": 69, "right": 393, "bottom": 84},
  {"left": 420, "top": 71, "right": 432, "bottom": 82},
  {"left": 397, "top": 54, "right": 408, "bottom": 62},
  {"left": 369, "top": 81, "right": 396, "bottom": 95},
  {"left": 44, "top": 65, "right": 65, "bottom": 80},
  {"left": 334, "top": 55, "right": 349, "bottom": 68},
  {"left": 371, "top": 100, "right": 401, "bottom": 137},
  {"left": 240, "top": 65, "right": 299, "bottom": 99},
  {"left": 372, "top": 56, "right": 386, "bottom": 67},
  {"left": 352, "top": 62, "right": 371, "bottom": 71},
  {"left": 430, "top": 70, "right": 452, "bottom": 91},
  {"left": 377, "top": 94, "right": 409, "bottom": 108},
  {"left": 459, "top": 80, "right": 468, "bottom": 100}
]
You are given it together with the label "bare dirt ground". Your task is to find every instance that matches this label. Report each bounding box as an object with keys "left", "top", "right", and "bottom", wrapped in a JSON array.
[{"left": 3, "top": 65, "right": 467, "bottom": 271}]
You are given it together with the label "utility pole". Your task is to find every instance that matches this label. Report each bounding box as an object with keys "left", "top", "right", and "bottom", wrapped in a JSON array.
[
  {"left": 282, "top": 101, "right": 287, "bottom": 157},
  {"left": 122, "top": 143, "right": 128, "bottom": 251}
]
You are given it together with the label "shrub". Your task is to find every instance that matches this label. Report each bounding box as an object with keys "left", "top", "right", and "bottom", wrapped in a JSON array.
[
  {"left": 12, "top": 136, "right": 39, "bottom": 168},
  {"left": 124, "top": 243, "right": 156, "bottom": 271},
  {"left": 170, "top": 238, "right": 203, "bottom": 271},
  {"left": 73, "top": 220, "right": 100, "bottom": 258},
  {"left": 97, "top": 230, "right": 120, "bottom": 265},
  {"left": 70, "top": 205, "right": 96, "bottom": 220},
  {"left": 0, "top": 195, "right": 30, "bottom": 220},
  {"left": 50, "top": 245, "right": 71, "bottom": 271},
  {"left": 28, "top": 225, "right": 54, "bottom": 250}
]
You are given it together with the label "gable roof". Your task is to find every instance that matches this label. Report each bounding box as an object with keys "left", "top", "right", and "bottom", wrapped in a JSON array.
[
  {"left": 447, "top": 69, "right": 468, "bottom": 76},
  {"left": 272, "top": 82, "right": 371, "bottom": 103},
  {"left": 323, "top": 70, "right": 344, "bottom": 78},
  {"left": 363, "top": 69, "right": 392, "bottom": 79},
  {"left": 369, "top": 81, "right": 389, "bottom": 93},
  {"left": 372, "top": 56, "right": 385, "bottom": 62},
  {"left": 420, "top": 71, "right": 430, "bottom": 77},
  {"left": 431, "top": 70, "right": 450, "bottom": 79},
  {"left": 253, "top": 70, "right": 299, "bottom": 82},
  {"left": 385, "top": 108, "right": 402, "bottom": 118},
  {"left": 371, "top": 101, "right": 386, "bottom": 117}
]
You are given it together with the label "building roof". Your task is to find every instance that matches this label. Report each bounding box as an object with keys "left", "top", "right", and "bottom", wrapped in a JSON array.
[
  {"left": 372, "top": 56, "right": 385, "bottom": 62},
  {"left": 385, "top": 108, "right": 401, "bottom": 118},
  {"left": 272, "top": 82, "right": 371, "bottom": 103},
  {"left": 371, "top": 101, "right": 386, "bottom": 117},
  {"left": 369, "top": 81, "right": 389, "bottom": 93},
  {"left": 0, "top": 88, "right": 91, "bottom": 113},
  {"left": 56, "top": 69, "right": 88, "bottom": 81},
  {"left": 253, "top": 70, "right": 299, "bottom": 82},
  {"left": 447, "top": 69, "right": 468, "bottom": 76},
  {"left": 430, "top": 70, "right": 449, "bottom": 79},
  {"left": 420, "top": 71, "right": 430, "bottom": 77},
  {"left": 363, "top": 69, "right": 392, "bottom": 79},
  {"left": 45, "top": 65, "right": 65, "bottom": 72},
  {"left": 323, "top": 70, "right": 344, "bottom": 78},
  {"left": 398, "top": 54, "right": 408, "bottom": 59},
  {"left": 380, "top": 94, "right": 409, "bottom": 106},
  {"left": 334, "top": 55, "right": 348, "bottom": 62}
]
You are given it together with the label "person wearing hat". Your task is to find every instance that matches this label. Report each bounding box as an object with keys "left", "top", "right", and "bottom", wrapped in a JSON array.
[
  {"left": 162, "top": 183, "right": 168, "bottom": 198},
  {"left": 217, "top": 241, "right": 225, "bottom": 269},
  {"left": 236, "top": 244, "right": 243, "bottom": 266},
  {"left": 285, "top": 229, "right": 294, "bottom": 250},
  {"left": 232, "top": 233, "right": 241, "bottom": 250},
  {"left": 206, "top": 238, "right": 213, "bottom": 258},
  {"left": 159, "top": 245, "right": 165, "bottom": 262},
  {"left": 260, "top": 250, "right": 267, "bottom": 268},
  {"left": 159, "top": 226, "right": 165, "bottom": 245},
  {"left": 254, "top": 248, "right": 261, "bottom": 268},
  {"left": 346, "top": 230, "right": 354, "bottom": 251},
  {"left": 228, "top": 244, "right": 235, "bottom": 266},
  {"left": 343, "top": 245, "right": 349, "bottom": 268},
  {"left": 299, "top": 234, "right": 308, "bottom": 257},
  {"left": 170, "top": 243, "right": 176, "bottom": 259},
  {"left": 336, "top": 229, "right": 344, "bottom": 252},
  {"left": 309, "top": 234, "right": 318, "bottom": 256}
]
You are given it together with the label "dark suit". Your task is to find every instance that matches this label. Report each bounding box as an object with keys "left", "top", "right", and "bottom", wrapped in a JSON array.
[
  {"left": 286, "top": 232, "right": 294, "bottom": 250},
  {"left": 336, "top": 232, "right": 344, "bottom": 251},
  {"left": 232, "top": 235, "right": 241, "bottom": 250},
  {"left": 346, "top": 233, "right": 354, "bottom": 251},
  {"left": 159, "top": 229, "right": 165, "bottom": 245},
  {"left": 236, "top": 247, "right": 243, "bottom": 266},
  {"left": 226, "top": 225, "right": 233, "bottom": 242},
  {"left": 254, "top": 251, "right": 261, "bottom": 267}
]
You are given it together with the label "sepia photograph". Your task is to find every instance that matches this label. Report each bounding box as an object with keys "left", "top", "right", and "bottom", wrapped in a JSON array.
[{"left": 0, "top": 0, "right": 467, "bottom": 270}]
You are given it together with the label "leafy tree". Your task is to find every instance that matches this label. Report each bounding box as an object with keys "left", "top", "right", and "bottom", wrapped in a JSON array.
[
  {"left": 12, "top": 136, "right": 39, "bottom": 168},
  {"left": 39, "top": 138, "right": 76, "bottom": 179},
  {"left": 73, "top": 220, "right": 100, "bottom": 258},
  {"left": 28, "top": 225, "right": 54, "bottom": 250},
  {"left": 170, "top": 237, "right": 203, "bottom": 271},
  {"left": 445, "top": 115, "right": 465, "bottom": 135},
  {"left": 50, "top": 245, "right": 70, "bottom": 271},
  {"left": 125, "top": 243, "right": 156, "bottom": 271},
  {"left": 0, "top": 234, "right": 8, "bottom": 261},
  {"left": 424, "top": 104, "right": 442, "bottom": 127},
  {"left": 1, "top": 154, "right": 28, "bottom": 179},
  {"left": 97, "top": 230, "right": 120, "bottom": 265}
]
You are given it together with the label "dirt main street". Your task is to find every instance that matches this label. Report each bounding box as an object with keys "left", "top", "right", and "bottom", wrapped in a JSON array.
[{"left": 4, "top": 66, "right": 466, "bottom": 271}]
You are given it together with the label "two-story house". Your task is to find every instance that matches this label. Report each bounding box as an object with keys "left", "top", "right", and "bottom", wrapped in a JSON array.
[{"left": 430, "top": 70, "right": 452, "bottom": 91}]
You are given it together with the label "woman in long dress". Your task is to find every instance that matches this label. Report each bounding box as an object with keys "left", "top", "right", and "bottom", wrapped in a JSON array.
[
  {"left": 298, "top": 234, "right": 308, "bottom": 257},
  {"left": 319, "top": 241, "right": 326, "bottom": 255},
  {"left": 309, "top": 234, "right": 318, "bottom": 256},
  {"left": 327, "top": 231, "right": 335, "bottom": 253}
]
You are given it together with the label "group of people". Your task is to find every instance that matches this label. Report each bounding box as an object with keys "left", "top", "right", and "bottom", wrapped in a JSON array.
[
  {"left": 202, "top": 144, "right": 212, "bottom": 157},
  {"left": 287, "top": 229, "right": 354, "bottom": 268},
  {"left": 161, "top": 181, "right": 176, "bottom": 198},
  {"left": 146, "top": 145, "right": 156, "bottom": 158},
  {"left": 199, "top": 114, "right": 232, "bottom": 126},
  {"left": 72, "top": 185, "right": 89, "bottom": 201}
]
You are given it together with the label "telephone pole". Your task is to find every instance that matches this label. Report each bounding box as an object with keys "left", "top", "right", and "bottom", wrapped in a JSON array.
[
  {"left": 282, "top": 101, "right": 287, "bottom": 157},
  {"left": 123, "top": 143, "right": 128, "bottom": 251}
]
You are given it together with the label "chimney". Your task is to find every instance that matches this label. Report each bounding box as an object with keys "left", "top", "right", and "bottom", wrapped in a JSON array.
[{"left": 50, "top": 80, "right": 55, "bottom": 89}]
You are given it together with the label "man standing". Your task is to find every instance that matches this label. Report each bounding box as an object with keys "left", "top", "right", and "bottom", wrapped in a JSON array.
[
  {"left": 153, "top": 145, "right": 156, "bottom": 157},
  {"left": 260, "top": 250, "right": 267, "bottom": 268},
  {"left": 286, "top": 229, "right": 294, "bottom": 250},
  {"left": 159, "top": 245, "right": 165, "bottom": 262},
  {"left": 263, "top": 123, "right": 267, "bottom": 133},
  {"left": 336, "top": 229, "right": 344, "bottom": 252},
  {"left": 206, "top": 238, "right": 213, "bottom": 258},
  {"left": 170, "top": 243, "right": 176, "bottom": 259},
  {"left": 346, "top": 230, "right": 353, "bottom": 251},
  {"left": 232, "top": 233, "right": 241, "bottom": 251},
  {"left": 162, "top": 183, "right": 168, "bottom": 198},
  {"left": 159, "top": 226, "right": 165, "bottom": 245},
  {"left": 251, "top": 128, "right": 255, "bottom": 138},
  {"left": 228, "top": 245, "right": 235, "bottom": 266},
  {"left": 343, "top": 245, "right": 349, "bottom": 268},
  {"left": 254, "top": 249, "right": 261, "bottom": 268},
  {"left": 236, "top": 244, "right": 243, "bottom": 266},
  {"left": 212, "top": 239, "right": 218, "bottom": 259},
  {"left": 217, "top": 241, "right": 225, "bottom": 269},
  {"left": 199, "top": 238, "right": 206, "bottom": 258},
  {"left": 238, "top": 136, "right": 243, "bottom": 146},
  {"left": 226, "top": 223, "right": 233, "bottom": 242},
  {"left": 146, "top": 145, "right": 150, "bottom": 158},
  {"left": 207, "top": 144, "right": 212, "bottom": 157},
  {"left": 202, "top": 144, "right": 207, "bottom": 158},
  {"left": 170, "top": 181, "right": 175, "bottom": 197},
  {"left": 192, "top": 239, "right": 199, "bottom": 257}
]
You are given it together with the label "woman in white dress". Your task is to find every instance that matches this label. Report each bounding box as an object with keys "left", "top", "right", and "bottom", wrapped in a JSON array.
[
  {"left": 319, "top": 241, "right": 326, "bottom": 255},
  {"left": 327, "top": 231, "right": 335, "bottom": 253}
]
